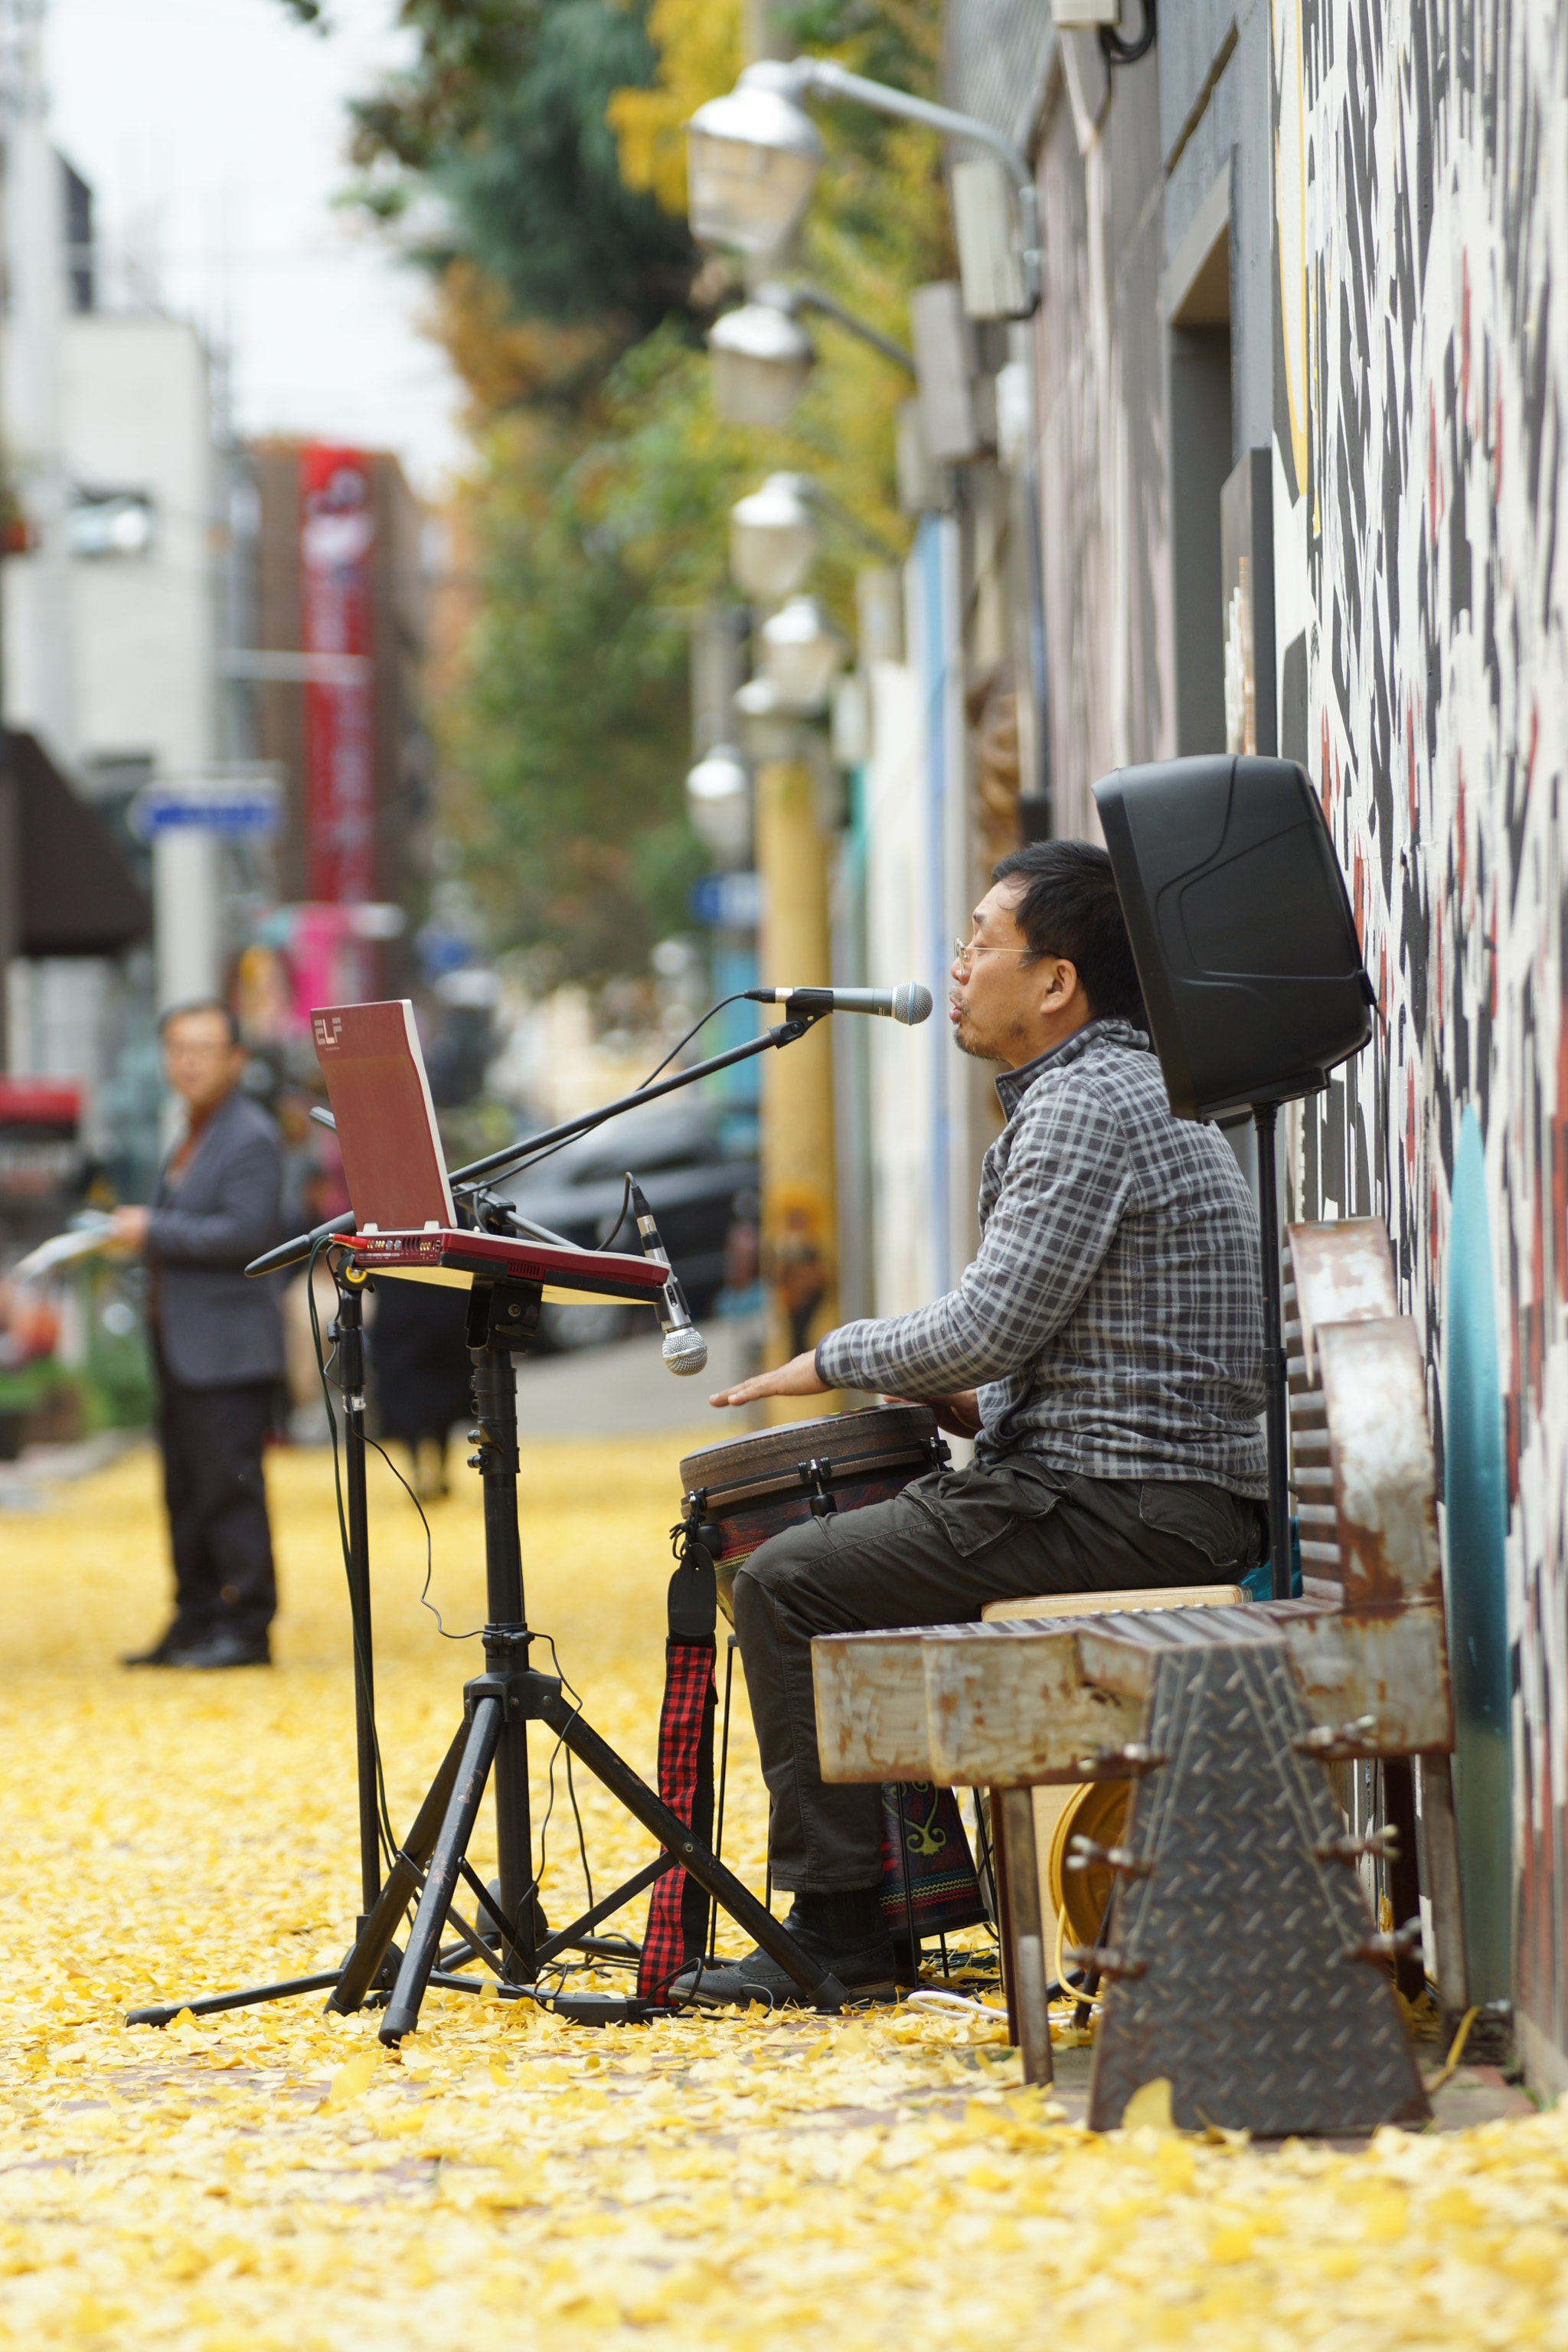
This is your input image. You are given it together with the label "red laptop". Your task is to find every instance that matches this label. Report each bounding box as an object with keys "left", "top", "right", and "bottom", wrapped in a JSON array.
[{"left": 312, "top": 1000, "right": 668, "bottom": 1308}]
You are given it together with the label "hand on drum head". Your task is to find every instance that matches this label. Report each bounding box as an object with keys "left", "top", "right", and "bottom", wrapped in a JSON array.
[
  {"left": 881, "top": 1390, "right": 982, "bottom": 1441},
  {"left": 707, "top": 1349, "right": 828, "bottom": 1410}
]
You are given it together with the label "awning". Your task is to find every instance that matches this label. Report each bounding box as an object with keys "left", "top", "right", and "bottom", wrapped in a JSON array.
[{"left": 11, "top": 730, "right": 151, "bottom": 957}]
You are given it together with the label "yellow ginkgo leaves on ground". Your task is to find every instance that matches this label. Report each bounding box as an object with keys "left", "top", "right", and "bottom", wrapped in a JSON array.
[{"left": 2, "top": 1439, "right": 1566, "bottom": 2351}]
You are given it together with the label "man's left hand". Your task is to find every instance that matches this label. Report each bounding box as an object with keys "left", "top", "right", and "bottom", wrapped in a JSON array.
[
  {"left": 109, "top": 1206, "right": 151, "bottom": 1252},
  {"left": 708, "top": 1350, "right": 827, "bottom": 1410}
]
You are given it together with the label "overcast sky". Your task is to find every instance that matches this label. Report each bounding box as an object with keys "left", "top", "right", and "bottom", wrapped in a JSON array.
[{"left": 47, "top": 0, "right": 466, "bottom": 495}]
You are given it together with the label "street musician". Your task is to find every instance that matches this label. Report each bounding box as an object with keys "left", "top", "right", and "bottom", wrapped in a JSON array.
[{"left": 691, "top": 839, "right": 1268, "bottom": 2004}]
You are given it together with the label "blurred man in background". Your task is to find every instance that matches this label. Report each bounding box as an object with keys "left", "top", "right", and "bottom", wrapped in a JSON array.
[{"left": 113, "top": 1003, "right": 284, "bottom": 1669}]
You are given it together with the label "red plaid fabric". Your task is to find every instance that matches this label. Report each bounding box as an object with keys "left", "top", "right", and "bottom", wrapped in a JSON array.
[{"left": 639, "top": 1638, "right": 717, "bottom": 2004}]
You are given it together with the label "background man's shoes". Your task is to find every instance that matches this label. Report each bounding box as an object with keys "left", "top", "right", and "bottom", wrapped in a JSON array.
[
  {"left": 168, "top": 1633, "right": 272, "bottom": 1670},
  {"left": 120, "top": 1627, "right": 199, "bottom": 1667}
]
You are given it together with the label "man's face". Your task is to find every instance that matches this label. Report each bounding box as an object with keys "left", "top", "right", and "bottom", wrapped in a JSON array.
[
  {"left": 949, "top": 880, "right": 1084, "bottom": 1069},
  {"left": 162, "top": 1011, "right": 245, "bottom": 1116}
]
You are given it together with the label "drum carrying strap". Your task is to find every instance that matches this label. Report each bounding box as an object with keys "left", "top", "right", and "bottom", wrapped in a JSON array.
[
  {"left": 641, "top": 1522, "right": 991, "bottom": 1997},
  {"left": 639, "top": 1527, "right": 719, "bottom": 2004}
]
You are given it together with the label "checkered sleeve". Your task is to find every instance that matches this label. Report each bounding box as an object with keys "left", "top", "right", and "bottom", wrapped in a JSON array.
[{"left": 816, "top": 1081, "right": 1132, "bottom": 1395}]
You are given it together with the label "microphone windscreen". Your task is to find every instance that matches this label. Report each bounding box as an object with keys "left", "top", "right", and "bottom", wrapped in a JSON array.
[
  {"left": 662, "top": 1325, "right": 710, "bottom": 1376},
  {"left": 893, "top": 982, "right": 934, "bottom": 1026}
]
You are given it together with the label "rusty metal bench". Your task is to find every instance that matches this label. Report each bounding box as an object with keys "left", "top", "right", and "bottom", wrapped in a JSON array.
[{"left": 811, "top": 1221, "right": 1465, "bottom": 2135}]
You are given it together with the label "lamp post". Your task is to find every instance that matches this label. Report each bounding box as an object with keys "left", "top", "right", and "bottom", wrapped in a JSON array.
[
  {"left": 709, "top": 282, "right": 915, "bottom": 430},
  {"left": 729, "top": 473, "right": 822, "bottom": 600},
  {"left": 689, "top": 57, "right": 1052, "bottom": 823},
  {"left": 724, "top": 467, "right": 851, "bottom": 1409},
  {"left": 684, "top": 72, "right": 825, "bottom": 254},
  {"left": 760, "top": 596, "right": 845, "bottom": 713},
  {"left": 684, "top": 741, "right": 752, "bottom": 867},
  {"left": 730, "top": 470, "right": 900, "bottom": 599},
  {"left": 687, "top": 59, "right": 1039, "bottom": 313}
]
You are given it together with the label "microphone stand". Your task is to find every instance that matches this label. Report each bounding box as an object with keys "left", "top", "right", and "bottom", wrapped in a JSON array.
[
  {"left": 250, "top": 1011, "right": 830, "bottom": 1279},
  {"left": 129, "top": 1011, "right": 851, "bottom": 2034}
]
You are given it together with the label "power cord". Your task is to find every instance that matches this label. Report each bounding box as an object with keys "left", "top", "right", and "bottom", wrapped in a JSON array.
[
  {"left": 306, "top": 1240, "right": 399, "bottom": 1873},
  {"left": 361, "top": 1426, "right": 482, "bottom": 1644}
]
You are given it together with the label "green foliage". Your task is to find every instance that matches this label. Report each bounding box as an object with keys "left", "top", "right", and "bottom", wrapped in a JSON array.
[
  {"left": 274, "top": 0, "right": 949, "bottom": 986},
  {"left": 456, "top": 401, "right": 707, "bottom": 981},
  {"left": 341, "top": 0, "right": 697, "bottom": 348},
  {"left": 435, "top": 3, "right": 694, "bottom": 335}
]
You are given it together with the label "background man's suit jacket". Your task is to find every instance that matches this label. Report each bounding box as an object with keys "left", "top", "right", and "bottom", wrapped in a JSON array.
[{"left": 148, "top": 1087, "right": 286, "bottom": 1388}]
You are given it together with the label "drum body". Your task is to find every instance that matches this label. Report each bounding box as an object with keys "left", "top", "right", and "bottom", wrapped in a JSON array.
[{"left": 680, "top": 1403, "right": 949, "bottom": 1622}]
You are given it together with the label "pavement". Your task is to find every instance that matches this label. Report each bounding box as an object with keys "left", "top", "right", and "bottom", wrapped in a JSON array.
[
  {"left": 0, "top": 1426, "right": 145, "bottom": 1510},
  {"left": 1035, "top": 2041, "right": 1534, "bottom": 2135},
  {"left": 513, "top": 1311, "right": 766, "bottom": 1438}
]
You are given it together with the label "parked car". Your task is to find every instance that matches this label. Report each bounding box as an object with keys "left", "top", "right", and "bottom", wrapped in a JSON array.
[{"left": 499, "top": 1097, "right": 760, "bottom": 1352}]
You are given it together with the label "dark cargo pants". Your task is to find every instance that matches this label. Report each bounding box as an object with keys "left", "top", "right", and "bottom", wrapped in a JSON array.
[{"left": 731, "top": 1458, "right": 1265, "bottom": 1893}]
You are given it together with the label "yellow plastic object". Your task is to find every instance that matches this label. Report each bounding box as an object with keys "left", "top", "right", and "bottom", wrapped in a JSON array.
[{"left": 1047, "top": 1778, "right": 1131, "bottom": 1955}]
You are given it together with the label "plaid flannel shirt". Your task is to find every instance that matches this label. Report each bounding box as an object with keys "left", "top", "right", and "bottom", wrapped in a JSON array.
[{"left": 816, "top": 1019, "right": 1267, "bottom": 1496}]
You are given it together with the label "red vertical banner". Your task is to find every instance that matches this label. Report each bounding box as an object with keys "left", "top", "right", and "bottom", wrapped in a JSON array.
[{"left": 299, "top": 445, "right": 377, "bottom": 907}]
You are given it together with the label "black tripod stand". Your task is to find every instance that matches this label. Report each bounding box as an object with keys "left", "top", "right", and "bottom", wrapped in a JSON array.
[
  {"left": 131, "top": 1266, "right": 845, "bottom": 2031},
  {"left": 129, "top": 1256, "right": 402, "bottom": 2029},
  {"left": 130, "top": 1006, "right": 854, "bottom": 2035},
  {"left": 335, "top": 1272, "right": 845, "bottom": 2040}
]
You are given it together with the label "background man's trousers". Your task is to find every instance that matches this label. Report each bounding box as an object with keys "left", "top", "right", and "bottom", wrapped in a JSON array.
[
  {"left": 155, "top": 1343, "right": 277, "bottom": 1649},
  {"left": 731, "top": 1457, "right": 1265, "bottom": 1894}
]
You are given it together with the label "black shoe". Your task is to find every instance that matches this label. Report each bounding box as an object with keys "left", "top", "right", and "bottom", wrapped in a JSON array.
[
  {"left": 121, "top": 1626, "right": 202, "bottom": 1668},
  {"left": 168, "top": 1633, "right": 272, "bottom": 1670},
  {"left": 671, "top": 1906, "right": 899, "bottom": 2010}
]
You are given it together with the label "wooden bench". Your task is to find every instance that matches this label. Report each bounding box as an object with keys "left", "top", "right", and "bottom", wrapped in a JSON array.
[{"left": 810, "top": 1220, "right": 1464, "bottom": 2135}]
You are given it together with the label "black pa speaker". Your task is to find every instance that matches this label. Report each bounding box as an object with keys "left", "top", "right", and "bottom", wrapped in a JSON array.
[{"left": 1093, "top": 756, "right": 1374, "bottom": 1122}]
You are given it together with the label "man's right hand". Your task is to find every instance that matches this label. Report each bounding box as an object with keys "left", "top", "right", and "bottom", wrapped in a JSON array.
[
  {"left": 109, "top": 1206, "right": 151, "bottom": 1253},
  {"left": 884, "top": 1389, "right": 982, "bottom": 1439}
]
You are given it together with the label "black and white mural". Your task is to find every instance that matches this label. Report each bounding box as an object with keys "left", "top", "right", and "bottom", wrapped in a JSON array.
[{"left": 1272, "top": 0, "right": 1566, "bottom": 2070}]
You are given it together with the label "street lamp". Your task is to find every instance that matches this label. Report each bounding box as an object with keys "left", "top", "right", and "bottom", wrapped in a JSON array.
[
  {"left": 686, "top": 59, "right": 1039, "bottom": 315},
  {"left": 760, "top": 595, "right": 845, "bottom": 712},
  {"left": 710, "top": 299, "right": 815, "bottom": 430},
  {"left": 684, "top": 742, "right": 752, "bottom": 866},
  {"left": 691, "top": 54, "right": 1052, "bottom": 818},
  {"left": 709, "top": 281, "right": 916, "bottom": 430},
  {"left": 684, "top": 68, "right": 825, "bottom": 254},
  {"left": 729, "top": 472, "right": 820, "bottom": 599}
]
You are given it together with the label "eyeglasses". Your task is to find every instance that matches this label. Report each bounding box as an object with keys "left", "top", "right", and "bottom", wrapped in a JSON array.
[{"left": 952, "top": 936, "right": 1037, "bottom": 974}]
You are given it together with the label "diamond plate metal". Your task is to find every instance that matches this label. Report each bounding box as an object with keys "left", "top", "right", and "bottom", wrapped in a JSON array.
[{"left": 1086, "top": 1632, "right": 1431, "bottom": 2135}]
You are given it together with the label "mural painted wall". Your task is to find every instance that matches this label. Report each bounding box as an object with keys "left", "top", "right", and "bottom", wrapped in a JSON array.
[{"left": 1271, "top": 0, "right": 1566, "bottom": 2072}]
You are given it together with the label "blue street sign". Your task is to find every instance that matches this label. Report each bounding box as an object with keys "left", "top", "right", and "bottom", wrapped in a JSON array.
[
  {"left": 131, "top": 779, "right": 283, "bottom": 841},
  {"left": 689, "top": 871, "right": 762, "bottom": 929}
]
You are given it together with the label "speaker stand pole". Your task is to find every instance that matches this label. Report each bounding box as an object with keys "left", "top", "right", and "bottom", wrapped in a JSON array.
[{"left": 1253, "top": 1104, "right": 1292, "bottom": 1602}]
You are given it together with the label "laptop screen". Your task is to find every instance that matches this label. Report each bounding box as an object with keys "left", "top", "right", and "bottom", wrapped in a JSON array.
[{"left": 312, "top": 1000, "right": 456, "bottom": 1234}]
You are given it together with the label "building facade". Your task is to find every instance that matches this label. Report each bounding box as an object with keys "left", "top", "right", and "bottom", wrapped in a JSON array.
[
  {"left": 936, "top": 0, "right": 1566, "bottom": 2087},
  {"left": 237, "top": 439, "right": 430, "bottom": 1027}
]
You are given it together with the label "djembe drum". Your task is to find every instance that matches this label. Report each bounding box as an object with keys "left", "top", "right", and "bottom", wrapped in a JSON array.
[
  {"left": 641, "top": 1406, "right": 988, "bottom": 2001},
  {"left": 678, "top": 1403, "right": 950, "bottom": 1622}
]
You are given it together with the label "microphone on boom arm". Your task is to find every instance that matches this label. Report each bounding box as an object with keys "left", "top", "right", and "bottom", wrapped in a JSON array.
[
  {"left": 743, "top": 982, "right": 933, "bottom": 1025},
  {"left": 628, "top": 1179, "right": 708, "bottom": 1377}
]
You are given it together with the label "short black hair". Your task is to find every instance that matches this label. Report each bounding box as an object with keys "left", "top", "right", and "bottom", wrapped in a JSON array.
[
  {"left": 158, "top": 998, "right": 242, "bottom": 1047},
  {"left": 989, "top": 839, "right": 1147, "bottom": 1027}
]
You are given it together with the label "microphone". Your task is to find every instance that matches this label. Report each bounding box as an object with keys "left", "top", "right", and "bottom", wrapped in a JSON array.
[
  {"left": 744, "top": 982, "right": 933, "bottom": 1025},
  {"left": 247, "top": 1210, "right": 356, "bottom": 1279},
  {"left": 628, "top": 1179, "right": 709, "bottom": 1377}
]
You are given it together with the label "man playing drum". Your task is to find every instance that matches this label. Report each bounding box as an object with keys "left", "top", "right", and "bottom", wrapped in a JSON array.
[{"left": 692, "top": 838, "right": 1267, "bottom": 2004}]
